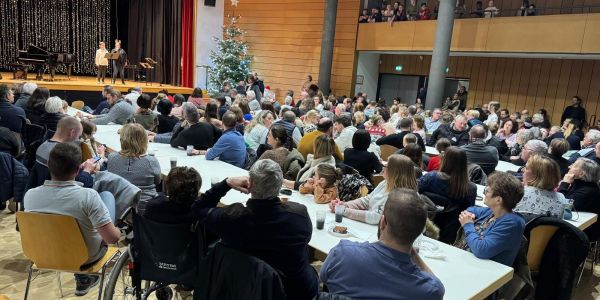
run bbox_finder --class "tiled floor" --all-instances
[1,208,600,299]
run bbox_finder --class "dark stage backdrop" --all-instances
[0,0,112,75]
[127,0,183,86]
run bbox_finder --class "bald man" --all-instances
[461,124,498,175]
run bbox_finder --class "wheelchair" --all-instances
[102,207,205,299]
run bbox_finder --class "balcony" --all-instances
[356,13,600,55]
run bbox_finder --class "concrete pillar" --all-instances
[425,0,455,110]
[318,0,338,95]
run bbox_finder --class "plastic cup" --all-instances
[186,145,194,156]
[170,157,177,169]
[316,211,326,230]
[335,205,345,223]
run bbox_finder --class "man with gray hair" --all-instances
[461,124,499,175]
[170,102,221,150]
[14,82,38,109]
[567,129,600,163]
[192,159,318,299]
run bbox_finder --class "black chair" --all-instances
[195,242,286,300]
[423,192,462,244]
[21,123,45,169]
[131,212,204,295]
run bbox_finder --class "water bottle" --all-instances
[563,199,574,220]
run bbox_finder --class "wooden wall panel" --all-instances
[380,54,600,125]
[225,0,360,100]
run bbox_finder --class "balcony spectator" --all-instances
[470,1,484,17]
[368,8,382,23]
[393,4,408,22]
[407,0,419,20]
[383,4,395,21]
[484,0,500,18]
[359,9,369,23]
[418,3,431,20]
[455,0,467,18]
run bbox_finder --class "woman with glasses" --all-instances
[456,172,525,266]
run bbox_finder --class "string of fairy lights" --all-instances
[0,0,111,75]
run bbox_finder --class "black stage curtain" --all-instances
[127,0,182,86]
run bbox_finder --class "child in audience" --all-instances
[403,133,417,148]
[133,94,158,131]
[426,138,451,172]
[299,164,341,204]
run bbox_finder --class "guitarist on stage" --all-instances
[111,39,128,85]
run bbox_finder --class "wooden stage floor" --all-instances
[0,72,193,94]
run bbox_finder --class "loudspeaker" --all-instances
[204,0,216,6]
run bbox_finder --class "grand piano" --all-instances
[16,44,76,81]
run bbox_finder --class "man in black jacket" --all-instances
[461,125,498,175]
[376,117,425,151]
[170,102,222,150]
[192,159,318,300]
[560,96,586,126]
[428,114,469,146]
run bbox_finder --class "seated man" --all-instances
[192,159,318,299]
[428,114,469,146]
[567,129,600,163]
[29,117,96,189]
[461,124,499,175]
[200,111,246,168]
[377,117,425,151]
[0,84,26,134]
[298,117,343,160]
[171,102,221,150]
[24,142,120,296]
[145,166,201,224]
[321,188,444,299]
[79,89,134,125]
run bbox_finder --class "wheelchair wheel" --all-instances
[103,249,137,299]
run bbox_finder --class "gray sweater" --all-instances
[106,152,161,203]
[93,100,134,125]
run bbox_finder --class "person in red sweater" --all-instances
[426,138,451,172]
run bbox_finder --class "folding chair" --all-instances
[16,212,120,299]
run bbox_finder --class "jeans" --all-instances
[98,191,116,223]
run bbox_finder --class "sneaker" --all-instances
[74,275,100,296]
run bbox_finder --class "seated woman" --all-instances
[299,164,341,204]
[343,129,383,184]
[245,110,274,151]
[402,143,424,178]
[258,124,303,179]
[418,146,477,209]
[283,135,336,189]
[329,154,417,224]
[548,138,570,176]
[156,99,179,134]
[145,166,201,224]
[426,138,451,172]
[564,119,584,151]
[558,157,600,238]
[495,119,517,149]
[514,154,567,219]
[456,172,526,266]
[503,128,534,165]
[133,94,158,131]
[201,99,224,130]
[40,96,67,132]
[106,123,162,215]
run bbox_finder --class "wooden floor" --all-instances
[1,208,600,299]
[0,72,193,94]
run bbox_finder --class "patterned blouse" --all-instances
[514,186,568,218]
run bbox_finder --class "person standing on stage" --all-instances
[111,39,128,85]
[95,42,109,84]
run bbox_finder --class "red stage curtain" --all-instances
[181,0,194,88]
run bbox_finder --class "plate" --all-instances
[328,225,352,238]
[416,239,439,252]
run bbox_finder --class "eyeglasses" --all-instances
[484,187,492,194]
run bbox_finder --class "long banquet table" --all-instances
[82,121,513,300]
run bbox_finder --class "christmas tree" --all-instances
[208,16,253,95]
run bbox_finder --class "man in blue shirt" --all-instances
[321,188,445,299]
[0,84,26,134]
[202,111,246,168]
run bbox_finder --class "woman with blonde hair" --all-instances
[283,135,337,189]
[354,111,366,129]
[303,110,320,134]
[244,110,274,151]
[107,123,162,208]
[514,154,567,219]
[328,154,418,224]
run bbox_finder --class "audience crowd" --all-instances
[1,73,600,299]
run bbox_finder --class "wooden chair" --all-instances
[380,144,399,161]
[16,212,120,300]
[527,225,560,272]
[71,100,85,110]
[371,174,385,187]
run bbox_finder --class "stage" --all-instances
[0,72,193,95]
